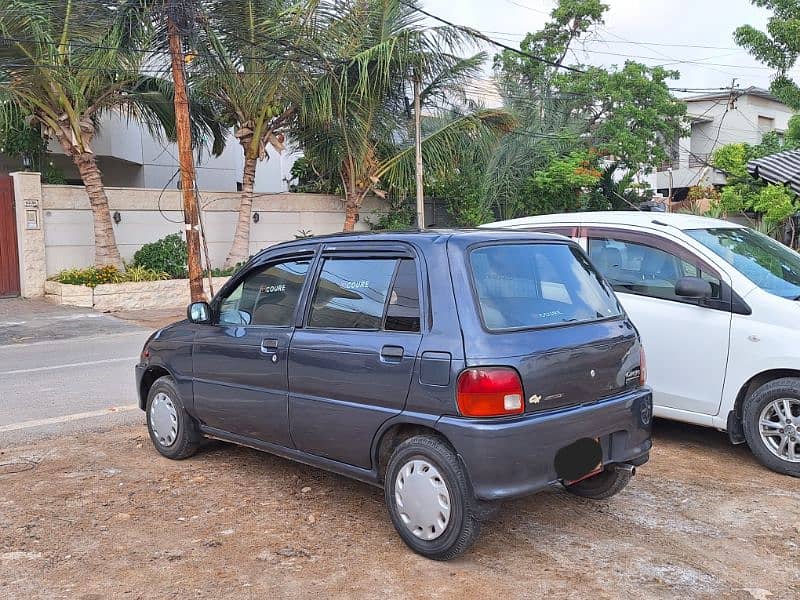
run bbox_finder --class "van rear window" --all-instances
[470,243,622,330]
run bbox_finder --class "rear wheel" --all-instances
[743,378,800,477]
[384,435,480,560]
[564,467,632,499]
[146,376,201,460]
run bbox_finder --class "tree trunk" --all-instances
[168,15,205,303]
[342,188,360,232]
[72,152,124,269]
[225,155,258,268]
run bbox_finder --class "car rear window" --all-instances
[470,243,622,330]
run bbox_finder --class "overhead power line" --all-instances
[395,0,585,74]
[0,34,341,70]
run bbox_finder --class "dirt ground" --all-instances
[1,420,799,600]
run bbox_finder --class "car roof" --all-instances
[484,211,743,232]
[253,228,571,258]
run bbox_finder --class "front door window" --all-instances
[219,260,310,326]
[588,238,721,302]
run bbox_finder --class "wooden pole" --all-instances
[167,13,205,302]
[414,71,424,229]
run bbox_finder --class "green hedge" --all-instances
[50,265,169,288]
[132,233,188,279]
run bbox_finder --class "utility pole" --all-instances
[167,8,205,302]
[413,70,424,229]
[667,167,673,213]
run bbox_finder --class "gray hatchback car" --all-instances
[136,230,652,560]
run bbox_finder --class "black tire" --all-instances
[564,467,632,499]
[145,376,201,460]
[742,377,800,477]
[384,435,480,561]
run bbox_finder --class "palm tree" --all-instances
[0,0,223,268]
[195,0,318,267]
[296,0,516,231]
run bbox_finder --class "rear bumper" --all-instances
[436,388,652,501]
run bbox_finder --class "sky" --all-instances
[424,0,798,96]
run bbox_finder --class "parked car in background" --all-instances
[136,230,651,560]
[487,211,800,477]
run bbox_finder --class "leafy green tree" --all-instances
[195,0,318,267]
[0,0,223,267]
[424,142,495,226]
[735,0,800,109]
[0,107,66,183]
[487,0,685,219]
[295,0,516,231]
[712,137,799,222]
[518,150,602,214]
[588,162,653,211]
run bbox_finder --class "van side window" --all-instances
[308,258,397,329]
[588,238,721,301]
[384,259,420,332]
[218,260,310,326]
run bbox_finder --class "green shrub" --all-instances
[52,266,122,288]
[50,265,171,287]
[121,265,170,282]
[210,261,248,277]
[132,233,188,278]
[369,199,416,230]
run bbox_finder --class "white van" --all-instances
[487,211,800,476]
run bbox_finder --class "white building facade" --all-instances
[0,111,300,193]
[648,87,795,199]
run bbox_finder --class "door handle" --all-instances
[380,345,404,361]
[260,338,279,354]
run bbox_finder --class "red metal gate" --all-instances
[0,176,21,298]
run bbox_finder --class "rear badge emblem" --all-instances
[529,394,542,405]
[590,369,596,378]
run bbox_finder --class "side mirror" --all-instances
[675,276,712,299]
[187,301,212,324]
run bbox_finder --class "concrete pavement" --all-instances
[0,298,160,444]
[0,298,140,345]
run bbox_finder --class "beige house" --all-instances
[0,171,387,299]
[648,86,795,199]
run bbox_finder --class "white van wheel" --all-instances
[743,378,800,477]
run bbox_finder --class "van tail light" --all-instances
[639,347,647,386]
[457,367,524,417]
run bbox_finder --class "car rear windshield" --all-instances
[470,243,622,330]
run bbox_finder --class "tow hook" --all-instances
[614,463,636,476]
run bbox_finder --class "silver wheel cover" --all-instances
[394,459,451,540]
[150,392,179,447]
[759,398,800,463]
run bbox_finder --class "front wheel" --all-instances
[145,376,201,460]
[564,467,632,499]
[384,435,480,560]
[743,378,800,477]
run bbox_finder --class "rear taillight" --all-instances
[456,367,524,417]
[639,347,647,386]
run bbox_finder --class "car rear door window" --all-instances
[384,259,420,332]
[470,243,621,330]
[588,238,721,301]
[218,260,310,326]
[308,258,398,329]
